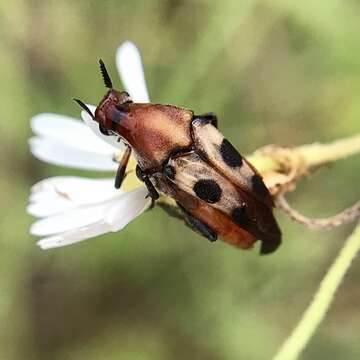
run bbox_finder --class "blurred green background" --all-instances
[1,1,360,359]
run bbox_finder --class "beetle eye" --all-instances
[99,124,111,136]
[118,91,132,104]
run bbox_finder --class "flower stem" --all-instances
[272,222,360,360]
[297,133,360,168]
[249,133,360,174]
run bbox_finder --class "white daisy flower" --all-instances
[28,42,152,249]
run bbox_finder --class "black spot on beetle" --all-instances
[193,179,222,203]
[251,174,268,197]
[231,204,250,227]
[164,165,176,180]
[220,139,243,167]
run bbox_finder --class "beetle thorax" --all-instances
[116,104,194,170]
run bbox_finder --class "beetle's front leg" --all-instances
[114,145,131,189]
[136,165,160,203]
[194,112,218,129]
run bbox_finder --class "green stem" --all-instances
[272,222,360,360]
[248,133,360,174]
[298,133,360,168]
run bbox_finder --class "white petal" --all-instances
[81,105,125,150]
[31,113,115,155]
[27,176,118,217]
[37,221,110,249]
[30,176,116,203]
[105,186,151,231]
[29,137,118,171]
[36,186,149,250]
[28,191,72,218]
[30,200,115,236]
[116,42,150,103]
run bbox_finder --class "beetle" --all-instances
[75,60,281,254]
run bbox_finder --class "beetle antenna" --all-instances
[99,59,113,89]
[73,98,96,120]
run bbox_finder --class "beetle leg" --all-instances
[144,177,160,201]
[158,202,217,241]
[177,203,217,242]
[194,112,218,129]
[114,145,131,189]
[136,165,160,202]
[157,202,184,220]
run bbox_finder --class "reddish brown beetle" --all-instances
[75,60,281,254]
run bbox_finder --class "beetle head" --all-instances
[74,59,132,137]
[94,88,132,136]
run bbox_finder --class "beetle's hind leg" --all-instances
[194,112,218,129]
[177,203,217,242]
[157,202,184,220]
[158,202,217,242]
[136,165,160,207]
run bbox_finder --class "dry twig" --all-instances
[275,195,360,229]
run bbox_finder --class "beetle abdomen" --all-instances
[174,187,257,250]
